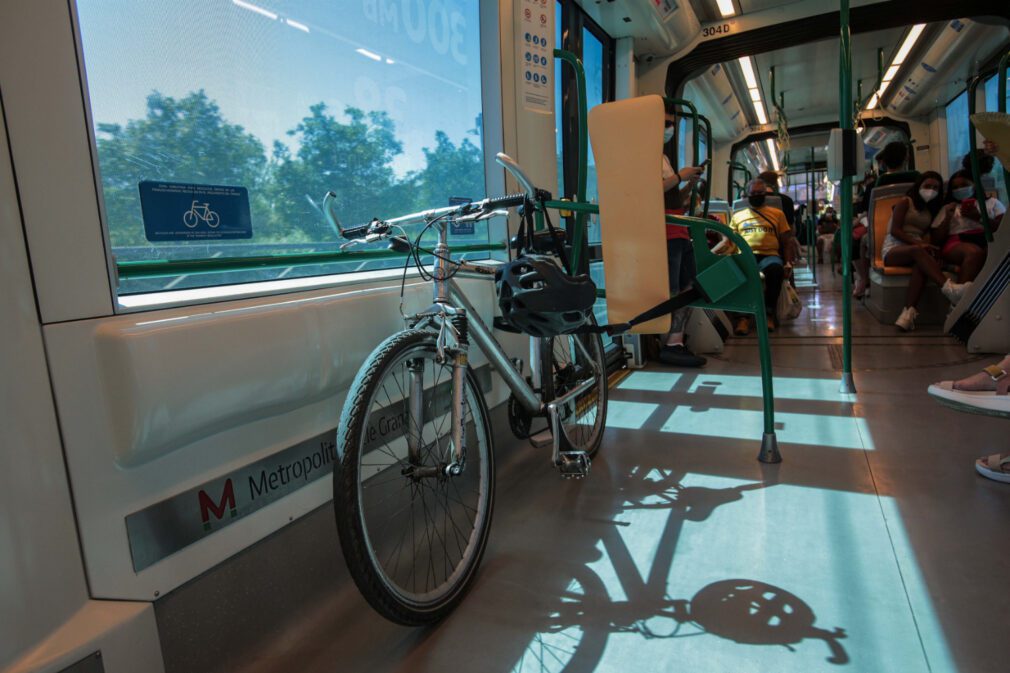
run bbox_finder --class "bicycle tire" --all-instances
[539,322,608,458]
[333,329,494,625]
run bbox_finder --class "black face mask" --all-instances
[748,194,766,208]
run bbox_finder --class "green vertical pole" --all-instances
[839,0,856,394]
[553,49,589,271]
[967,76,993,243]
[810,147,817,285]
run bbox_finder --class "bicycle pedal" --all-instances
[528,429,553,449]
[557,451,590,479]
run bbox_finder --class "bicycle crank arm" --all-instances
[546,400,591,479]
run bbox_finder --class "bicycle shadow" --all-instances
[409,455,852,673]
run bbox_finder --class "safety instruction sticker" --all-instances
[519,0,554,113]
[139,181,253,241]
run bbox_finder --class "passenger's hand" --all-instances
[961,200,980,220]
[944,202,958,218]
[678,166,704,183]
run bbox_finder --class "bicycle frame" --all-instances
[407,216,601,470]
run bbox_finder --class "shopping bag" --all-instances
[777,282,803,322]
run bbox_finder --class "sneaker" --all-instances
[941,279,969,304]
[659,344,706,368]
[853,274,867,298]
[895,306,918,332]
[733,316,752,336]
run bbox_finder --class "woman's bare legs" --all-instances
[943,242,986,283]
[884,245,948,308]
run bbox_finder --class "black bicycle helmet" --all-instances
[496,255,597,337]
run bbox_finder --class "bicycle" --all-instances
[322,153,609,625]
[183,200,220,228]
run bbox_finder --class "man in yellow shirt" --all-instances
[729,177,795,332]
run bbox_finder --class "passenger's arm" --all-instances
[932,203,956,240]
[779,230,796,264]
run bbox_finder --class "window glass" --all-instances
[945,90,969,178]
[76,0,485,295]
[983,75,1009,205]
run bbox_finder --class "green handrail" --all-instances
[856,48,880,114]
[967,75,994,243]
[729,161,752,201]
[116,243,504,281]
[838,0,856,393]
[543,197,780,460]
[554,49,590,273]
[664,97,701,216]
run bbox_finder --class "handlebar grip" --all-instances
[341,223,372,239]
[483,193,526,211]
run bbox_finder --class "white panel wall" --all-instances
[0,94,162,673]
[0,0,114,322]
[43,275,510,601]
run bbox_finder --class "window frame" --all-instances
[555,0,615,207]
[68,0,502,311]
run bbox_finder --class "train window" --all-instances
[945,89,970,177]
[983,74,1009,204]
[75,0,485,297]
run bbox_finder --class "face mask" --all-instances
[952,186,974,201]
[919,188,938,202]
[663,127,674,144]
[748,194,766,208]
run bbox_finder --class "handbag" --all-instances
[777,281,803,322]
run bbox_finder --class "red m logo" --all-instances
[199,478,237,531]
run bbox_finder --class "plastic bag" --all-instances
[777,282,802,322]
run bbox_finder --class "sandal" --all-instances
[975,454,1010,484]
[928,364,1010,418]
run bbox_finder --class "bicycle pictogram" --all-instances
[183,200,220,228]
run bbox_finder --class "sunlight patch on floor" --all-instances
[660,407,872,450]
[509,473,944,673]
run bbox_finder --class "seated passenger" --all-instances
[931,170,1006,286]
[881,172,966,331]
[851,206,870,298]
[729,178,794,334]
[929,353,1010,483]
[659,102,706,367]
[860,141,919,214]
[757,171,796,229]
[816,208,839,266]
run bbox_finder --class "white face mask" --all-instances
[919,188,938,202]
[663,127,674,144]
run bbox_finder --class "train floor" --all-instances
[165,263,1010,673]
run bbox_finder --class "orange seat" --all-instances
[868,183,916,277]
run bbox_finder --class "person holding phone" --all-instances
[659,100,707,367]
[931,170,1005,286]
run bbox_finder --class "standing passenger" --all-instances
[659,101,707,367]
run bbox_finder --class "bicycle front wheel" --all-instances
[539,326,608,457]
[334,329,494,625]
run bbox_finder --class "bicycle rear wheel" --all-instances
[334,329,494,625]
[539,325,608,457]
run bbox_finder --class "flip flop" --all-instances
[975,454,1010,484]
[928,365,1010,418]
